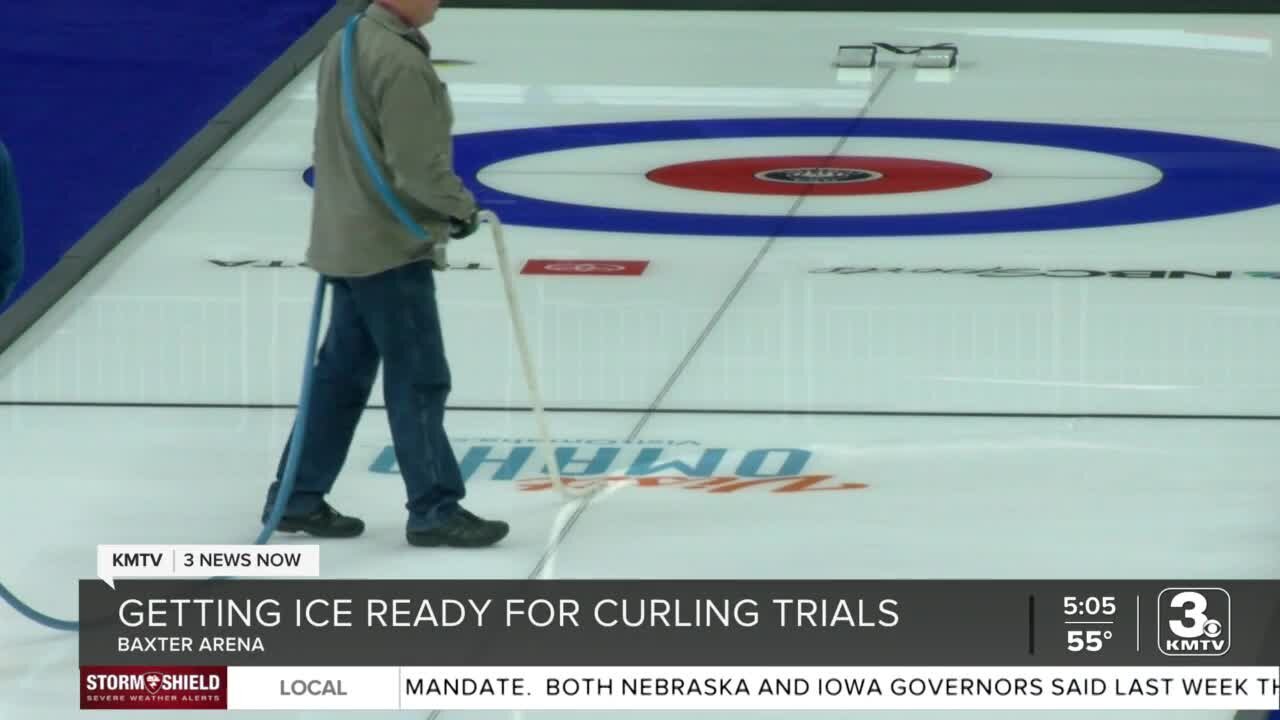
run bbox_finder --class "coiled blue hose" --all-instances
[0,11,426,632]
[339,13,429,242]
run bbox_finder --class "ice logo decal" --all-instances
[372,441,871,495]
[755,167,881,184]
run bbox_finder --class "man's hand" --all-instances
[449,210,480,239]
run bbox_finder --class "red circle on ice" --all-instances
[645,156,992,196]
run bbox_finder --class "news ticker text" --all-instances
[79,665,1280,710]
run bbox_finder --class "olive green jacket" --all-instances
[306,4,476,276]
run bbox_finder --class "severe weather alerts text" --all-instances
[80,667,227,710]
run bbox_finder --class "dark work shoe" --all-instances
[274,503,365,538]
[406,508,509,548]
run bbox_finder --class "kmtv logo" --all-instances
[1158,588,1231,657]
[522,259,648,276]
[370,442,868,494]
[81,666,227,710]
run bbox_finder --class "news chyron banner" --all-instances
[77,550,1280,711]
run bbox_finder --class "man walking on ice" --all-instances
[262,0,508,548]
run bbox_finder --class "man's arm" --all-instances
[375,61,476,231]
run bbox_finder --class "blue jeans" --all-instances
[0,140,22,306]
[263,260,465,531]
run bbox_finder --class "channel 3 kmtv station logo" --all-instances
[1158,588,1231,657]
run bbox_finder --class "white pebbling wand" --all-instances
[479,210,603,501]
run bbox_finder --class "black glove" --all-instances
[449,210,480,239]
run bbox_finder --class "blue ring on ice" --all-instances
[310,117,1280,236]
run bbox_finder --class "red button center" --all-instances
[646,155,991,196]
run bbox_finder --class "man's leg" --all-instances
[0,140,23,307]
[345,260,508,547]
[263,277,379,537]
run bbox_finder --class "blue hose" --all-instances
[259,275,327,547]
[0,275,326,632]
[0,583,80,632]
[339,12,428,242]
[1,11,426,632]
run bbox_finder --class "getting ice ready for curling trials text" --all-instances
[114,596,901,629]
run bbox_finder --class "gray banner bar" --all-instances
[78,580,1280,667]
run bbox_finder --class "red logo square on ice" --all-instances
[81,666,227,710]
[521,260,648,276]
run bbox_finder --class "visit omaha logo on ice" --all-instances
[371,439,869,495]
